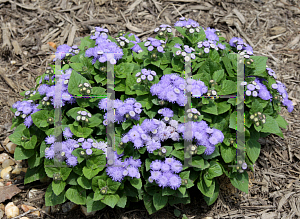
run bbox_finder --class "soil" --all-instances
[0,0,300,218]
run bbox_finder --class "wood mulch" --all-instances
[0,0,299,218]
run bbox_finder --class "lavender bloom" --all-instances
[45,135,56,144]
[63,127,73,139]
[169,174,182,190]
[53,44,72,61]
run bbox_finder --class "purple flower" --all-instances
[258,88,272,100]
[63,127,73,139]
[170,160,182,173]
[157,46,164,52]
[169,174,181,190]
[82,141,92,149]
[161,163,171,172]
[204,48,210,53]
[66,156,78,166]
[86,149,93,155]
[53,44,72,61]
[204,145,215,155]
[247,84,255,91]
[150,160,162,171]
[246,90,252,96]
[127,166,139,178]
[157,175,169,188]
[148,46,154,51]
[45,135,56,144]
[150,170,162,180]
[24,116,33,128]
[106,167,124,182]
[152,40,161,47]
[45,148,55,159]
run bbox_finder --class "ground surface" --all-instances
[0,0,300,218]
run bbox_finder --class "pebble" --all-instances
[5,202,19,218]
[1,166,12,180]
[21,204,40,217]
[11,167,27,175]
[42,205,51,214]
[0,182,4,186]
[62,202,78,213]
[0,145,4,152]
[0,153,9,164]
[5,142,17,154]
[0,209,4,219]
[20,217,30,219]
[2,159,15,169]
[80,206,97,216]
[0,203,4,211]
[28,188,42,199]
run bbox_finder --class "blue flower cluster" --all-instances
[85,27,123,64]
[174,17,200,29]
[135,68,156,83]
[53,45,79,61]
[197,40,226,53]
[174,43,196,61]
[144,37,166,53]
[99,98,143,125]
[106,154,141,182]
[229,37,253,57]
[148,158,182,190]
[266,67,277,79]
[12,100,40,128]
[126,33,143,53]
[177,121,224,155]
[37,68,76,108]
[205,27,220,42]
[44,136,108,167]
[121,115,181,152]
[150,73,208,106]
[154,24,172,34]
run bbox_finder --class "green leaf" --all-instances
[107,178,121,191]
[116,195,127,208]
[122,120,132,130]
[83,167,100,180]
[209,50,220,62]
[202,146,220,160]
[66,185,86,205]
[45,183,66,207]
[212,69,224,83]
[101,194,120,208]
[216,102,231,115]
[220,143,236,163]
[77,176,92,189]
[27,152,42,168]
[197,177,215,198]
[230,171,249,193]
[229,111,237,130]
[68,70,89,96]
[203,181,220,206]
[275,114,288,129]
[260,115,281,134]
[91,87,106,96]
[206,161,223,179]
[201,101,218,115]
[14,146,34,160]
[250,99,264,115]
[144,193,157,215]
[171,150,184,161]
[86,154,106,171]
[251,56,268,77]
[153,191,168,211]
[8,124,26,145]
[246,138,261,163]
[69,63,84,71]
[218,80,237,95]
[69,124,93,138]
[52,180,66,196]
[31,110,50,128]
[189,156,206,169]
[130,178,142,190]
[66,171,78,185]
[24,164,46,184]
[86,193,106,213]
[40,141,47,158]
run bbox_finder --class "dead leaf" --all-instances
[0,185,21,203]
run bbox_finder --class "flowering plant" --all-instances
[8,18,293,214]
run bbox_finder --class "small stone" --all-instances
[2,159,15,169]
[28,188,42,199]
[0,145,4,152]
[0,182,4,186]
[80,206,97,216]
[5,202,19,218]
[11,168,22,175]
[20,217,30,219]
[0,203,4,211]
[0,153,9,164]
[42,205,51,214]
[62,202,78,213]
[0,209,4,219]
[21,204,40,217]
[5,142,17,154]
[1,166,12,179]
[5,181,12,186]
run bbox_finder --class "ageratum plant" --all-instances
[8,17,294,214]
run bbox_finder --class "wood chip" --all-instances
[277,191,295,211]
[234,21,255,48]
[287,34,300,48]
[11,40,22,55]
[232,8,246,24]
[124,0,143,14]
[0,67,17,92]
[67,25,77,46]
[80,18,118,25]
[125,22,143,33]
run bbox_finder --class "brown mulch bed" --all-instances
[0,0,300,218]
